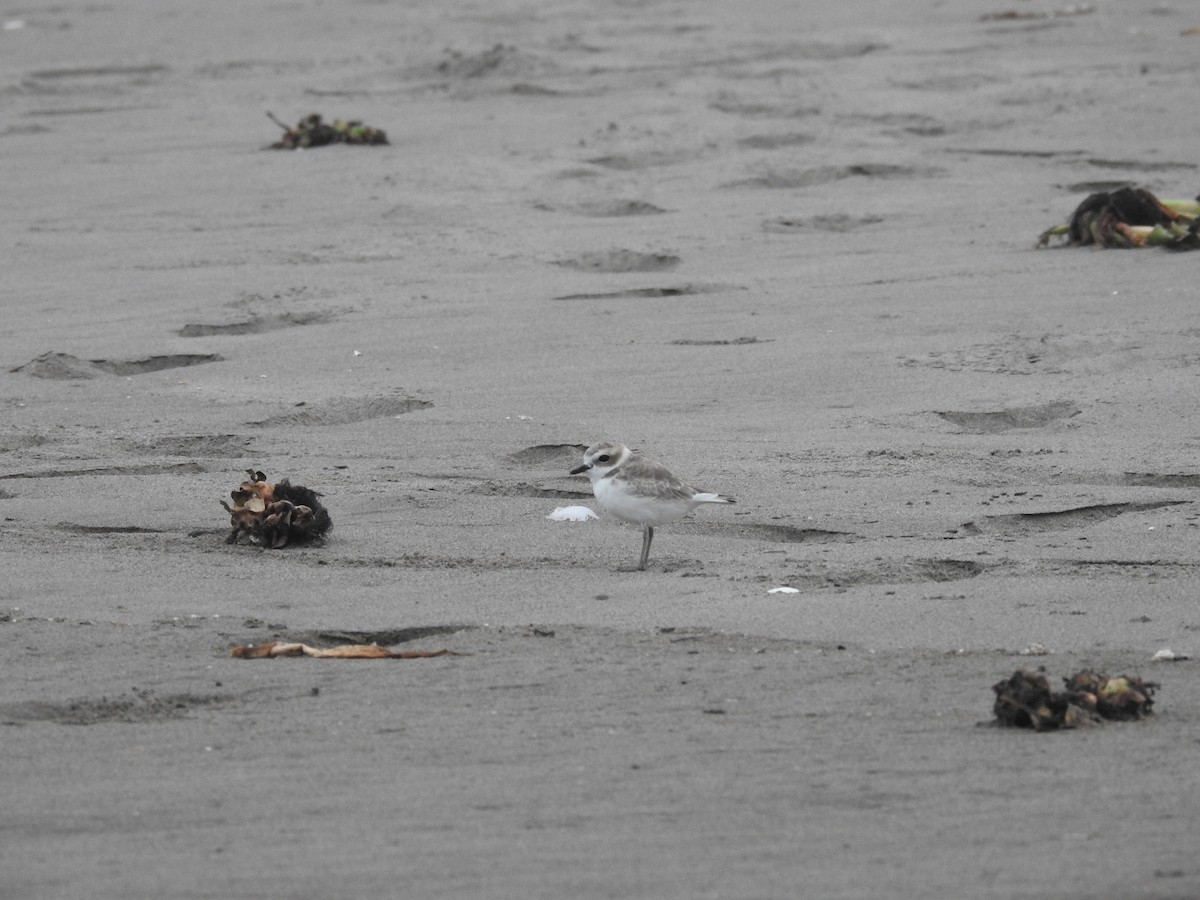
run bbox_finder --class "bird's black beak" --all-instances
[569,464,589,475]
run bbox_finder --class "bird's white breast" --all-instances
[592,475,700,526]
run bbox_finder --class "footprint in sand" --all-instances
[934,400,1081,434]
[762,213,884,234]
[176,311,334,337]
[960,500,1188,537]
[12,352,221,380]
[553,249,680,273]
[536,199,668,217]
[508,443,588,466]
[724,163,938,190]
[554,283,738,301]
[247,394,432,427]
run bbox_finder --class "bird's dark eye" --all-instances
[597,454,610,463]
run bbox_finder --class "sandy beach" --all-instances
[3,1,1200,897]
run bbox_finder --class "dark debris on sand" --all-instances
[220,469,332,548]
[1038,187,1200,250]
[266,112,388,149]
[992,668,1157,731]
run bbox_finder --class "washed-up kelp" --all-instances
[992,669,1157,730]
[266,112,389,149]
[231,641,454,659]
[221,470,332,547]
[1038,187,1200,249]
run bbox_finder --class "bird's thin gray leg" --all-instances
[638,525,654,571]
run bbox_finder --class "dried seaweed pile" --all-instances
[993,669,1156,730]
[220,470,332,548]
[231,641,453,659]
[1038,187,1200,249]
[266,112,389,149]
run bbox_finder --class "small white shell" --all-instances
[546,505,598,522]
[767,586,800,594]
[1153,648,1188,661]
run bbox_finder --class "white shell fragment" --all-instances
[546,505,598,522]
[1153,648,1189,661]
[767,586,800,594]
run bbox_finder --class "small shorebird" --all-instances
[570,440,735,570]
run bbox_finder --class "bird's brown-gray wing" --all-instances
[617,456,699,501]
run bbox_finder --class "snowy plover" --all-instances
[570,441,735,570]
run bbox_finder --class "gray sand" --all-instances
[3,1,1199,897]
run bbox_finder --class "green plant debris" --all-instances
[1038,187,1200,249]
[266,112,389,149]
